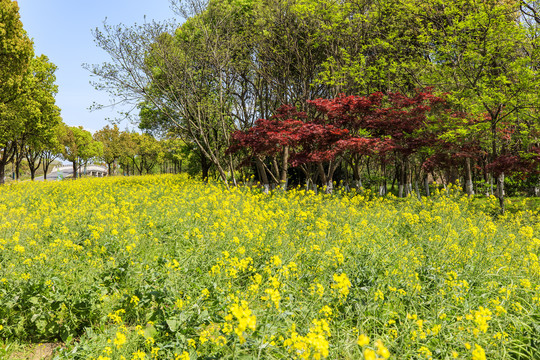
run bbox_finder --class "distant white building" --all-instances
[84,165,108,177]
[51,165,108,178]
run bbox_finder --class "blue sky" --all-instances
[18,0,176,133]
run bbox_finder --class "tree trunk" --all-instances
[228,153,237,186]
[398,158,406,197]
[30,159,41,180]
[379,161,387,196]
[414,178,421,200]
[438,170,447,190]
[15,151,21,181]
[255,156,269,194]
[42,152,56,180]
[405,160,411,197]
[325,160,341,194]
[272,157,280,183]
[352,158,363,190]
[317,163,329,193]
[305,177,312,192]
[0,163,5,185]
[465,157,474,196]
[326,180,334,194]
[424,175,430,197]
[201,154,211,182]
[497,172,505,213]
[72,161,77,179]
[280,145,289,191]
[396,159,400,196]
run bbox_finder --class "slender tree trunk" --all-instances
[228,153,237,186]
[391,172,397,192]
[497,172,505,214]
[424,174,430,197]
[405,161,412,196]
[31,160,41,180]
[438,170,447,190]
[398,160,405,198]
[326,160,341,194]
[280,145,289,191]
[72,161,77,179]
[255,156,269,194]
[379,161,387,196]
[301,165,311,192]
[352,157,362,190]
[15,150,21,180]
[414,175,421,200]
[465,157,474,196]
[272,157,280,183]
[306,177,312,192]
[25,152,42,181]
[201,154,210,182]
[317,163,329,193]
[42,152,56,181]
[0,164,5,185]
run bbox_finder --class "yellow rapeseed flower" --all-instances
[357,334,370,347]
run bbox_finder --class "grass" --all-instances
[0,174,538,359]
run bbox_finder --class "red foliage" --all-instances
[229,104,350,165]
[306,89,452,159]
[487,147,540,176]
[229,89,495,175]
[229,105,307,157]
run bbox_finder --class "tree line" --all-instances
[3,122,198,181]
[0,1,194,182]
[0,0,61,184]
[3,0,540,211]
[86,0,539,210]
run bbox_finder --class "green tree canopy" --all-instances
[0,0,34,183]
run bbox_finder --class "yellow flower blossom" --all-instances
[357,334,370,347]
[113,332,126,348]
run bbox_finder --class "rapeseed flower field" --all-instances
[0,175,539,359]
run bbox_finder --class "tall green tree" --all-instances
[59,125,101,179]
[22,55,62,180]
[41,122,64,180]
[293,0,427,96]
[413,0,539,210]
[94,124,122,175]
[128,133,163,175]
[0,0,34,184]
